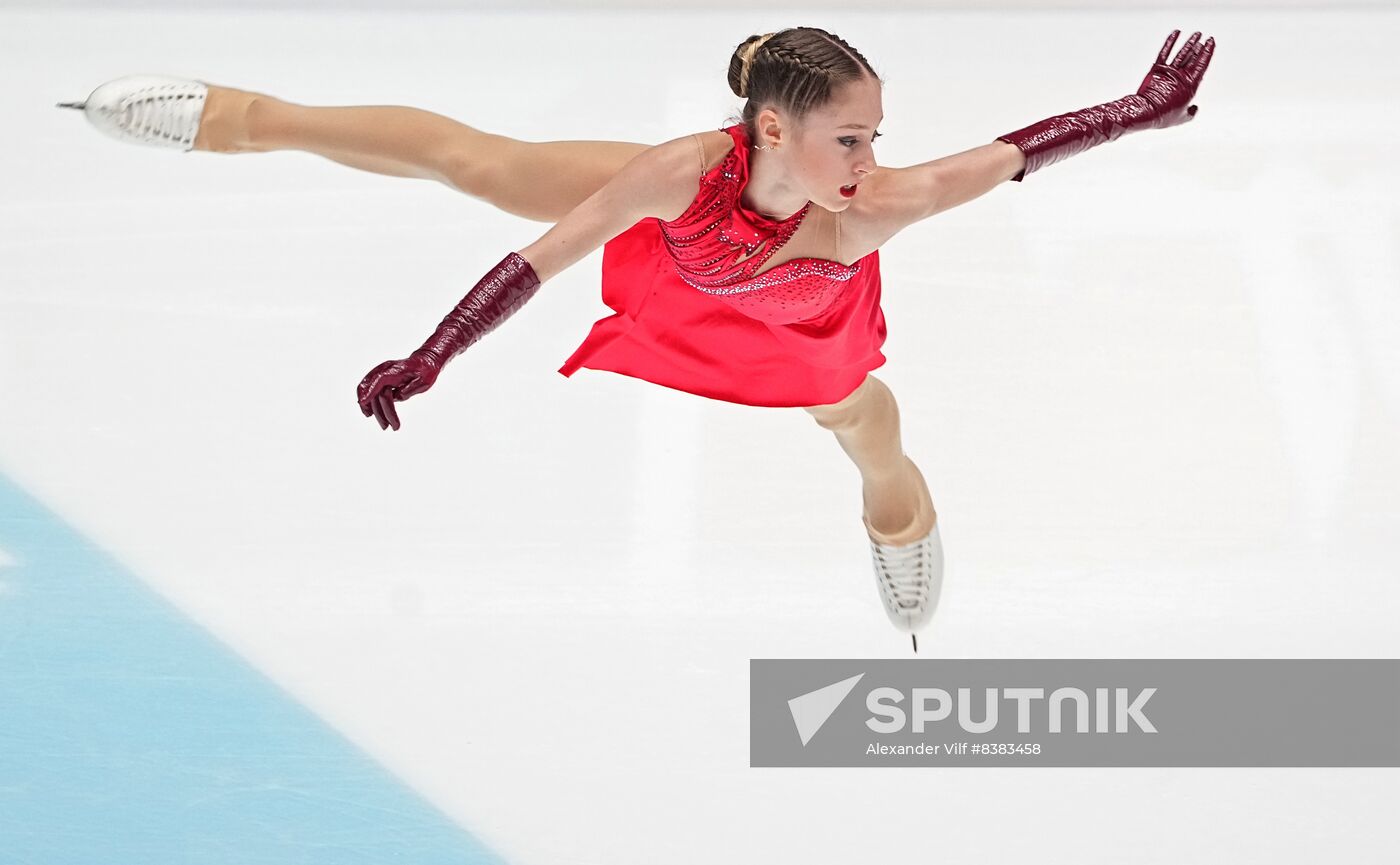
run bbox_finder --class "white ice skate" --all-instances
[867,520,944,653]
[56,75,208,151]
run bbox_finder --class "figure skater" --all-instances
[58,26,1215,652]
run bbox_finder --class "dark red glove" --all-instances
[356,250,541,431]
[997,29,1216,181]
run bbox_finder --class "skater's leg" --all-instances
[194,85,650,222]
[483,137,653,223]
[802,375,938,545]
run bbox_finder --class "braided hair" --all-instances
[726,27,883,144]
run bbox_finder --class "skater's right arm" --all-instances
[515,139,697,283]
[354,139,697,431]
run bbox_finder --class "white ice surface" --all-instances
[3,7,1398,864]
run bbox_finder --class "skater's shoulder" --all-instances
[687,129,738,177]
[644,131,734,177]
[626,133,734,223]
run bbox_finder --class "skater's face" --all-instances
[795,76,884,210]
[750,75,882,215]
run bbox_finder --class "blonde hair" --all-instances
[737,33,777,98]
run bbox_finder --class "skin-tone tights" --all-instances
[196,86,937,543]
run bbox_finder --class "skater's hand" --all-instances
[1133,29,1216,130]
[356,350,443,431]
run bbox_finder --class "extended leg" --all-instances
[193,85,649,222]
[803,375,938,546]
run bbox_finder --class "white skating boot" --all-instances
[57,75,208,151]
[865,515,944,653]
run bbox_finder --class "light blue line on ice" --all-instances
[0,472,507,865]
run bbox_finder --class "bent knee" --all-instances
[803,375,895,431]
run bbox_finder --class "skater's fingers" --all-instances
[1172,31,1202,69]
[358,366,390,416]
[1155,29,1181,66]
[369,388,389,430]
[357,376,373,415]
[381,392,401,431]
[358,379,376,417]
[1189,36,1216,81]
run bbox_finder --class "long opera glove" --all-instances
[996,29,1216,181]
[356,251,542,431]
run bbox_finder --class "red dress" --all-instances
[557,122,887,408]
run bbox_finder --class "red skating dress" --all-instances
[557,121,887,408]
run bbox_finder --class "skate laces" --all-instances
[119,84,203,146]
[871,536,931,610]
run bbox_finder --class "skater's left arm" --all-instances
[861,140,1025,234]
[866,29,1214,240]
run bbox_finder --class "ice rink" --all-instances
[2,4,1398,863]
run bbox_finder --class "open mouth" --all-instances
[840,183,858,198]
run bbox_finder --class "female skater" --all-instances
[59,27,1215,651]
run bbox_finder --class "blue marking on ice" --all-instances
[0,473,506,865]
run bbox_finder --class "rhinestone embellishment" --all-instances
[677,260,859,294]
[657,124,862,325]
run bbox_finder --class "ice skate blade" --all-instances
[56,101,86,110]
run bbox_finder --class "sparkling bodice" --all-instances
[657,123,863,326]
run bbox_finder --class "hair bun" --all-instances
[738,33,776,98]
